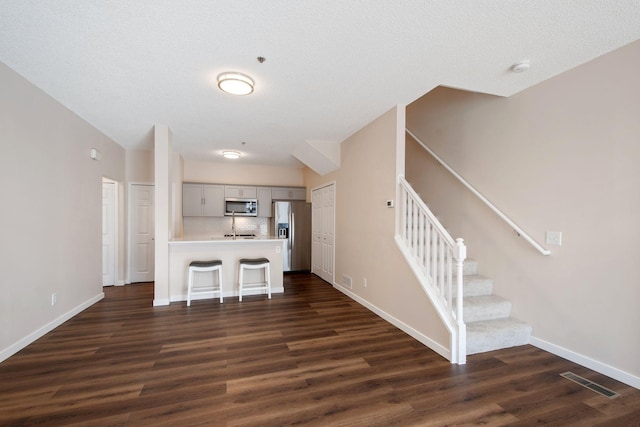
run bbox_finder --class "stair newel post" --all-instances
[454,238,466,322]
[455,237,467,364]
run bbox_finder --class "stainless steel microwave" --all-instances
[225,198,258,216]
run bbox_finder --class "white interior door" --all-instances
[311,183,335,284]
[130,184,155,283]
[102,182,116,286]
[312,190,323,275]
[321,185,335,283]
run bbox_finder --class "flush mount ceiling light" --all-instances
[222,150,241,159]
[217,72,254,95]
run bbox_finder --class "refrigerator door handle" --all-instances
[290,211,295,249]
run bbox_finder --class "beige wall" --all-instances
[126,150,154,183]
[0,62,126,360]
[184,159,304,186]
[406,40,640,383]
[128,152,302,190]
[304,107,450,355]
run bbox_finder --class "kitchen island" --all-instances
[168,236,286,303]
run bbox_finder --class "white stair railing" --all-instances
[395,175,467,364]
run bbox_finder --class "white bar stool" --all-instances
[238,258,271,302]
[187,260,223,306]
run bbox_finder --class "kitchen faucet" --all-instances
[231,211,236,240]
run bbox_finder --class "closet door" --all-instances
[312,189,323,274]
[312,183,335,284]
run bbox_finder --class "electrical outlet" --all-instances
[363,278,367,288]
[275,245,281,253]
[546,231,562,246]
[51,293,57,306]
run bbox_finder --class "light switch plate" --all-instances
[546,231,562,246]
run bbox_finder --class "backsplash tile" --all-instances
[183,216,269,238]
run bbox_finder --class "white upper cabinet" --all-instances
[183,184,224,217]
[183,184,204,217]
[202,185,225,216]
[225,186,257,199]
[271,187,306,201]
[184,183,306,217]
[257,187,272,218]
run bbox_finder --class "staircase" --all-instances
[458,259,532,354]
[397,175,532,363]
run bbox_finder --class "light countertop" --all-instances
[169,236,283,244]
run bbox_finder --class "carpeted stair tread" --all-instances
[452,274,494,297]
[462,258,477,276]
[466,318,532,354]
[463,295,512,322]
[453,259,478,276]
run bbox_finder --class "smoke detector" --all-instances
[511,61,531,73]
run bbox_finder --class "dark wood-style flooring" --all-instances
[1,273,639,426]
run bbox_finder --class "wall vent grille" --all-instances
[560,372,619,399]
[342,274,353,289]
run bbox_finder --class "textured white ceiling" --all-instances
[1,1,639,167]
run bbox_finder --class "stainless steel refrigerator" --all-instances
[272,201,311,272]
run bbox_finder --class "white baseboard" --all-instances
[531,336,640,390]
[153,298,170,306]
[332,282,451,361]
[115,280,126,286]
[0,292,104,364]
